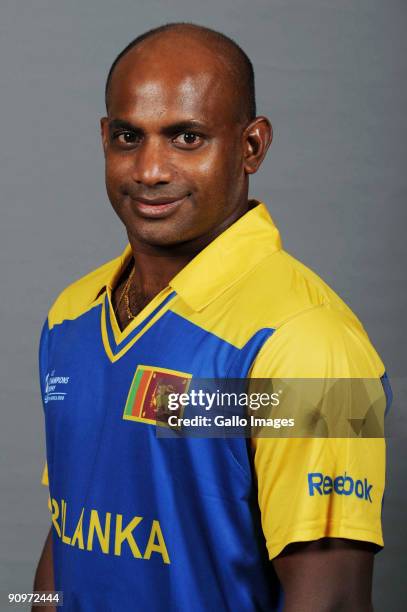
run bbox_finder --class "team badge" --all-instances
[123,364,191,426]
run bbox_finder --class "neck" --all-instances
[127,200,251,298]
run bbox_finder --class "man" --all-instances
[33,22,390,611]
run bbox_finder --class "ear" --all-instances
[100,117,109,156]
[242,117,273,175]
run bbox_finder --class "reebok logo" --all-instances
[307,472,373,503]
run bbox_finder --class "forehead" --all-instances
[107,37,240,126]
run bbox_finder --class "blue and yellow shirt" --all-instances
[40,201,389,611]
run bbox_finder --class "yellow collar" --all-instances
[107,201,282,312]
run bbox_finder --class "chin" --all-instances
[129,222,193,249]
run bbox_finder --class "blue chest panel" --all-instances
[41,303,281,612]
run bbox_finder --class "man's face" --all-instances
[101,38,250,251]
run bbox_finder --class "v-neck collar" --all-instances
[100,242,176,361]
[98,201,282,361]
[101,285,176,362]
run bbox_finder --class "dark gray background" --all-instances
[1,1,406,610]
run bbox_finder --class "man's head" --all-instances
[101,22,272,253]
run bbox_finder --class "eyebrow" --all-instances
[108,118,209,136]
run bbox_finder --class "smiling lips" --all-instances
[132,195,188,219]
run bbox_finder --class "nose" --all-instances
[132,137,172,186]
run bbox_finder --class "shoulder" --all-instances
[253,304,383,377]
[47,254,122,330]
[242,248,357,327]
[244,250,385,377]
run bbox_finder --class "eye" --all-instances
[113,131,141,145]
[173,132,203,148]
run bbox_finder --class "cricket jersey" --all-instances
[39,200,391,611]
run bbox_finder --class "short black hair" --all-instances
[104,22,256,122]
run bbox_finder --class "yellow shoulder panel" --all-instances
[48,255,120,330]
[250,303,384,378]
[172,249,365,350]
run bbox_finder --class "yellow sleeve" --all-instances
[249,305,388,560]
[41,462,49,486]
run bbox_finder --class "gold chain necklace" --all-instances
[116,264,136,320]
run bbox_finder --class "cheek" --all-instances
[105,153,128,185]
[104,158,129,215]
[183,145,241,191]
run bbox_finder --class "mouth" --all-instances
[132,195,189,219]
